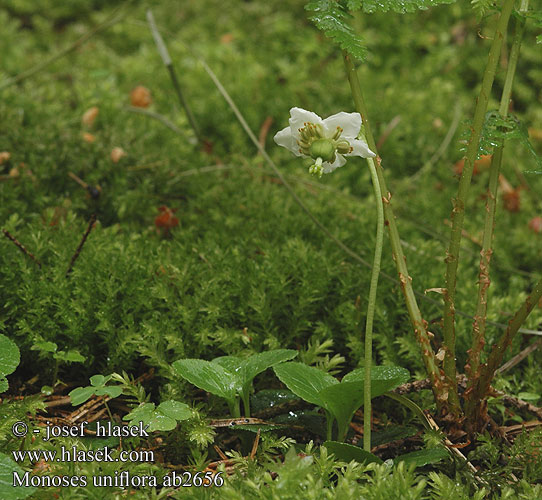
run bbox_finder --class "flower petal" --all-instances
[288,107,323,135]
[274,127,304,156]
[322,112,362,139]
[348,139,376,158]
[322,154,347,174]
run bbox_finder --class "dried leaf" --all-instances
[130,86,152,108]
[528,216,542,234]
[82,132,96,143]
[0,152,11,165]
[81,106,99,127]
[110,147,126,163]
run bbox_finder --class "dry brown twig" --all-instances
[2,228,42,268]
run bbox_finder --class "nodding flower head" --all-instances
[273,107,375,177]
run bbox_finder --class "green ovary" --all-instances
[309,139,336,162]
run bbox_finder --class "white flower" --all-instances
[273,107,375,176]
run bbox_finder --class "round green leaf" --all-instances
[0,335,20,377]
[69,386,96,406]
[0,452,36,499]
[157,400,191,421]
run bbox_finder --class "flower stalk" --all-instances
[362,155,384,452]
[273,106,379,446]
[441,0,517,409]
[342,51,450,414]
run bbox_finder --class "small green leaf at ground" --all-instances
[173,358,239,402]
[0,334,20,379]
[319,381,365,439]
[90,375,108,387]
[241,349,298,387]
[54,350,85,363]
[31,341,57,353]
[0,452,36,499]
[158,400,192,420]
[323,441,383,464]
[69,374,124,405]
[342,365,410,395]
[393,447,449,468]
[69,386,96,406]
[145,400,192,432]
[273,362,337,407]
[94,385,123,398]
[125,402,183,431]
[518,392,540,402]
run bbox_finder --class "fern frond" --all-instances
[305,0,367,60]
[345,0,456,14]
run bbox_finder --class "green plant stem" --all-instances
[103,397,115,423]
[228,399,241,419]
[326,411,334,441]
[466,0,528,395]
[342,51,449,413]
[362,157,384,452]
[242,389,251,417]
[441,0,516,407]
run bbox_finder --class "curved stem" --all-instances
[363,156,384,452]
[441,0,517,406]
[342,51,449,414]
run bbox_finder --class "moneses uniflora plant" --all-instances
[275,106,383,452]
[273,0,542,452]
